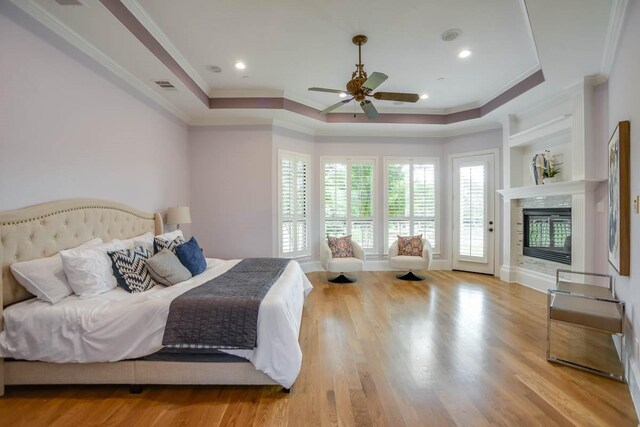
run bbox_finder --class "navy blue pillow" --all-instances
[175,237,207,276]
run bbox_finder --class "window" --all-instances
[278,150,310,257]
[322,157,375,252]
[385,158,439,253]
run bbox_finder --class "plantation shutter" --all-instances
[324,162,348,237]
[458,164,485,258]
[413,163,436,248]
[386,163,411,247]
[350,162,374,249]
[322,158,376,252]
[385,159,438,252]
[279,151,310,257]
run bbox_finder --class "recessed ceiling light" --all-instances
[420,93,429,100]
[234,61,246,70]
[458,49,472,58]
[338,92,348,98]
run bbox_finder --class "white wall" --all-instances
[0,3,190,217]
[606,0,640,357]
[188,125,274,259]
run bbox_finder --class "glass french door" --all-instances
[452,153,495,274]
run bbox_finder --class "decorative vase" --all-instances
[531,153,547,185]
[543,177,558,184]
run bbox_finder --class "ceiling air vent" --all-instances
[441,28,462,42]
[54,0,84,5]
[154,80,176,90]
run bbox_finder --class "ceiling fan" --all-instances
[308,35,420,119]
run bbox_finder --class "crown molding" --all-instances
[9,0,190,123]
[120,0,211,94]
[478,64,542,108]
[600,0,629,79]
[272,120,316,137]
[313,120,502,138]
[211,89,284,98]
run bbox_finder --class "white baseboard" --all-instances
[299,261,322,273]
[298,259,451,273]
[500,265,555,293]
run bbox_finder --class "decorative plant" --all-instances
[543,151,562,178]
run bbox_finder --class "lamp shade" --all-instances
[166,206,191,225]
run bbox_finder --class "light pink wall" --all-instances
[187,127,502,265]
[0,3,189,218]
[188,125,274,258]
[606,0,640,344]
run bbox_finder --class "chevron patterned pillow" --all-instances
[154,236,186,254]
[108,246,157,293]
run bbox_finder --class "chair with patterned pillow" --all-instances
[320,235,365,283]
[389,235,433,281]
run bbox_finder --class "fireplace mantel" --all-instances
[497,179,605,200]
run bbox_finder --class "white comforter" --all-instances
[0,259,313,388]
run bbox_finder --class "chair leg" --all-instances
[328,273,356,283]
[396,271,424,281]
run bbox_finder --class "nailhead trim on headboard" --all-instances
[0,206,152,226]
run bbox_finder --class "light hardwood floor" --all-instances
[0,271,636,426]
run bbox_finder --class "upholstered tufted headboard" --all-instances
[0,199,163,308]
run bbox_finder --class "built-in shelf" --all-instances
[497,179,606,200]
[509,115,572,149]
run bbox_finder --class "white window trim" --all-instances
[320,156,378,254]
[278,149,311,258]
[383,156,441,255]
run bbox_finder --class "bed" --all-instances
[0,199,311,396]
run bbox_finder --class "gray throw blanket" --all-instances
[162,258,291,350]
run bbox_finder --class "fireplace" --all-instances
[523,208,572,265]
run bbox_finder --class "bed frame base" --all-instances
[3,360,279,390]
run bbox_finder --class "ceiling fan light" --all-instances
[338,92,348,98]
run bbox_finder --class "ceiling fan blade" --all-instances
[308,87,347,94]
[360,100,379,119]
[361,72,388,91]
[321,98,353,114]
[372,92,420,103]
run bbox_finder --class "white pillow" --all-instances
[60,240,125,298]
[10,238,103,304]
[121,232,154,252]
[157,230,183,242]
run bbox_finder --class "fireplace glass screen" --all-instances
[523,208,571,265]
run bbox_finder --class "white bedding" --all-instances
[0,259,313,388]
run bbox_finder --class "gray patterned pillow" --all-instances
[154,236,186,254]
[327,235,354,258]
[145,249,192,287]
[108,246,156,293]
